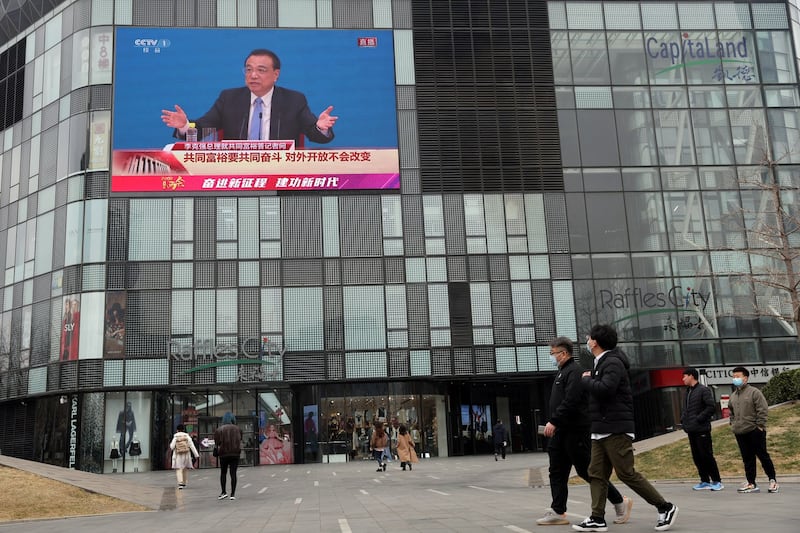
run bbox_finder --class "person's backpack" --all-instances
[175,435,190,454]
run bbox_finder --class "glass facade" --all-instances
[0,0,799,472]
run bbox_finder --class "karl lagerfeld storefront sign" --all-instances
[600,285,710,311]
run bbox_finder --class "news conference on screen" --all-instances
[111,28,399,194]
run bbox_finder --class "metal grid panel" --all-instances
[47,362,60,390]
[549,254,572,279]
[283,259,323,286]
[388,349,409,377]
[258,0,278,26]
[125,359,168,385]
[324,286,343,351]
[453,347,472,375]
[107,199,129,262]
[345,351,387,378]
[488,255,510,281]
[106,263,124,290]
[325,259,341,285]
[409,349,430,375]
[406,284,429,348]
[62,266,82,294]
[531,280,555,343]
[239,288,260,339]
[125,290,170,357]
[217,261,237,288]
[82,264,105,291]
[89,85,112,110]
[490,282,514,344]
[70,87,90,115]
[544,193,570,253]
[332,0,372,28]
[396,86,416,110]
[30,301,50,367]
[27,367,46,394]
[59,362,77,390]
[342,258,383,285]
[398,110,420,169]
[443,194,466,255]
[430,347,451,376]
[194,261,215,288]
[79,359,103,388]
[170,359,194,385]
[385,257,405,284]
[340,196,382,257]
[103,359,123,386]
[475,346,495,374]
[126,262,171,289]
[282,197,322,258]
[400,168,420,195]
[176,0,197,25]
[467,255,489,281]
[260,259,281,286]
[284,352,325,381]
[196,198,216,260]
[8,369,28,397]
[402,196,425,255]
[132,0,175,24]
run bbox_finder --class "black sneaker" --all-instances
[655,504,678,531]
[572,517,608,531]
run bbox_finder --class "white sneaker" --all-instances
[537,509,569,525]
[613,496,633,524]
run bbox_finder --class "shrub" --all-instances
[762,368,800,405]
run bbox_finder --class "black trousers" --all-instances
[219,456,239,495]
[687,431,721,483]
[548,428,623,515]
[494,442,506,459]
[735,429,776,485]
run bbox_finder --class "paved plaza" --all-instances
[0,452,794,533]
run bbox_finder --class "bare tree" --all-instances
[732,152,800,341]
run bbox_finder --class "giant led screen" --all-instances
[112,28,399,193]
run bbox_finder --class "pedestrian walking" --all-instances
[170,423,200,489]
[213,412,243,500]
[573,325,678,532]
[681,367,723,491]
[370,420,388,472]
[537,336,632,527]
[729,366,779,494]
[396,424,418,471]
[493,418,508,461]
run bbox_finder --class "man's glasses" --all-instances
[243,66,273,75]
[549,350,566,356]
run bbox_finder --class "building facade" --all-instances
[0,0,799,473]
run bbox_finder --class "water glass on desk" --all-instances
[201,128,218,142]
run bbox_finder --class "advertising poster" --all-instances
[112,28,399,194]
[103,291,127,358]
[59,294,81,361]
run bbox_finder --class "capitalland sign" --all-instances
[646,32,757,82]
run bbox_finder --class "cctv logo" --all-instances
[134,38,171,47]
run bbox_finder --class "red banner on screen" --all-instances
[111,141,400,193]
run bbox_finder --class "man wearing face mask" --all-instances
[729,366,779,494]
[573,325,678,532]
[536,337,633,527]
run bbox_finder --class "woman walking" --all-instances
[396,424,418,471]
[369,420,389,472]
[170,424,199,488]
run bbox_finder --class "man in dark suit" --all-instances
[161,49,337,144]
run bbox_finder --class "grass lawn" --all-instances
[0,466,148,522]
[634,401,800,480]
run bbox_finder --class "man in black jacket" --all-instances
[681,367,723,491]
[537,337,633,527]
[572,325,678,532]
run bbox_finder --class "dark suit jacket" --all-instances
[180,86,334,144]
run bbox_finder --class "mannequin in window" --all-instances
[109,438,121,473]
[128,433,142,472]
[116,401,137,458]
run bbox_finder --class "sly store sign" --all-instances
[600,285,710,311]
